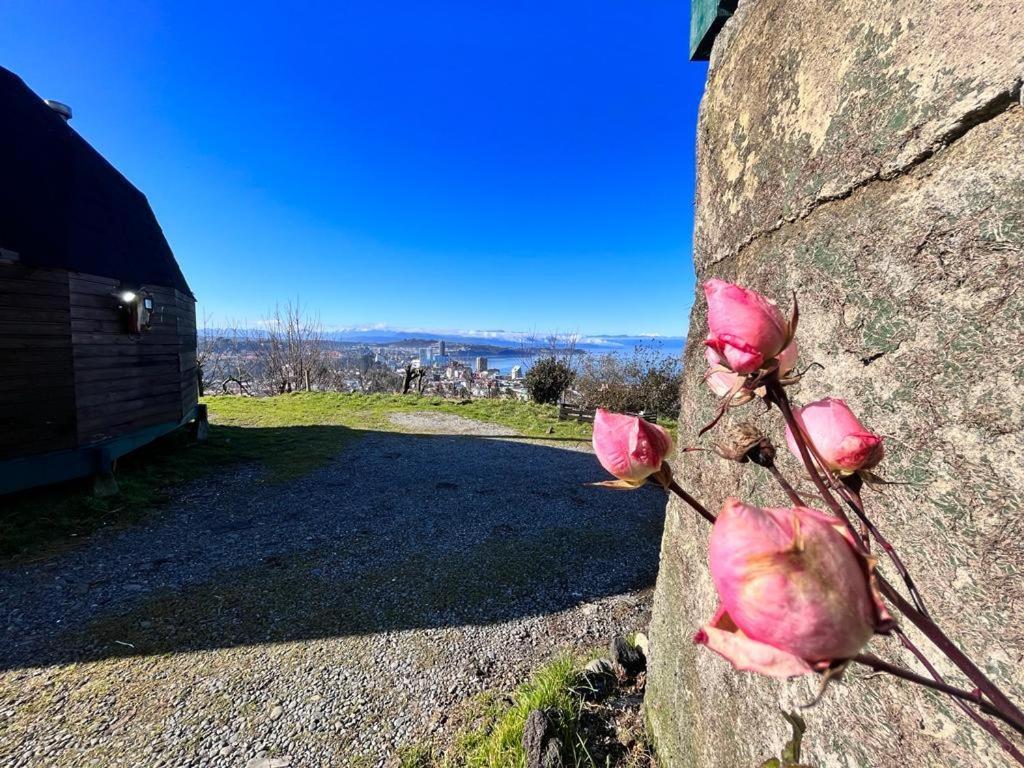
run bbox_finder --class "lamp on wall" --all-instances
[115,286,154,334]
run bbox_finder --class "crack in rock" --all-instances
[707,78,1023,268]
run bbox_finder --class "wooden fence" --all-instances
[557,403,658,424]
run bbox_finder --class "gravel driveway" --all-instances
[0,413,667,767]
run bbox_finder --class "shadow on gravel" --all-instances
[0,428,668,670]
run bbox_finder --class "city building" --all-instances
[475,356,488,372]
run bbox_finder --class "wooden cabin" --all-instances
[0,67,200,494]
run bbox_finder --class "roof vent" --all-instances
[43,99,72,121]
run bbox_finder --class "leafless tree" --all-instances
[250,299,328,394]
[353,359,400,393]
[519,329,581,373]
[195,309,217,397]
[217,321,256,395]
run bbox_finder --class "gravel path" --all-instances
[0,413,666,767]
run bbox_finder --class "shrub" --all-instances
[574,345,682,417]
[524,356,575,404]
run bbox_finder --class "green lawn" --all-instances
[0,393,599,563]
[206,392,595,440]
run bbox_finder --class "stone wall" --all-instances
[646,2,1024,766]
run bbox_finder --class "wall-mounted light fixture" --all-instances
[115,286,154,335]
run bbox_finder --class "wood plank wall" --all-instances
[69,273,197,445]
[0,265,76,459]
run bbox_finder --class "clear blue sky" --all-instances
[2,1,707,336]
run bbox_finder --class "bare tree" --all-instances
[195,309,227,397]
[218,321,256,395]
[352,356,400,393]
[519,329,581,373]
[251,299,327,394]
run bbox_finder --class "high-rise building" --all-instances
[438,339,446,356]
[511,365,523,380]
[475,356,488,372]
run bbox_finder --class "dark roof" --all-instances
[0,67,192,297]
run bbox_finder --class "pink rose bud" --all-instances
[704,279,794,375]
[695,498,890,678]
[785,398,884,474]
[592,408,673,487]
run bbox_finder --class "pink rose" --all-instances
[592,408,673,487]
[695,498,890,678]
[704,279,795,375]
[785,398,884,474]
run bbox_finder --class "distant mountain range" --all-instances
[317,327,685,352]
[199,325,686,356]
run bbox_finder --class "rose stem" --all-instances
[890,627,1024,761]
[854,653,1024,748]
[665,477,717,525]
[877,576,1024,730]
[762,457,806,506]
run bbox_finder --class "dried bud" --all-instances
[714,422,774,464]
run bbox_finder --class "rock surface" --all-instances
[647,2,1024,767]
[523,709,564,768]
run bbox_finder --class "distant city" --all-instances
[197,327,685,399]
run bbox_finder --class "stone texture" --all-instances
[647,2,1024,766]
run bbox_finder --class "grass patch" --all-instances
[205,392,600,440]
[417,656,589,768]
[459,656,584,767]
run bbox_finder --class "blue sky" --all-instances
[2,1,707,336]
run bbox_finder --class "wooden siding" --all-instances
[69,273,196,445]
[0,265,76,459]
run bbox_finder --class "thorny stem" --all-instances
[853,654,1024,741]
[665,476,717,525]
[841,477,928,615]
[891,626,1024,763]
[763,458,806,507]
[878,576,1024,732]
[762,375,1024,742]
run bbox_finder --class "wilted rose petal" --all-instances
[694,607,813,678]
[704,346,744,398]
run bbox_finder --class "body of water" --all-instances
[453,338,686,375]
